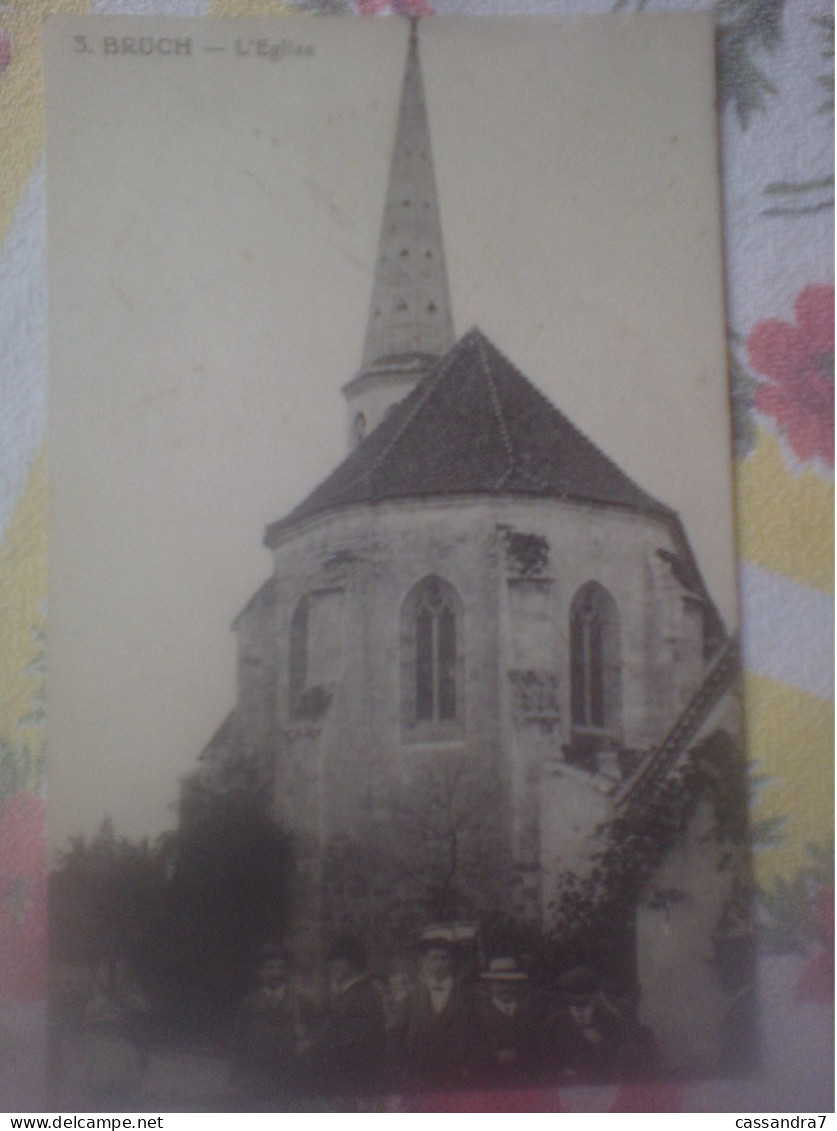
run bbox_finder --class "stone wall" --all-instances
[239,492,710,940]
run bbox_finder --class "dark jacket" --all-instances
[400,980,477,1090]
[549,996,658,1081]
[473,991,548,1086]
[315,975,387,1096]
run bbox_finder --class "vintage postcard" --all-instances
[45,13,752,1110]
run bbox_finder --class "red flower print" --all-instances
[0,793,47,1003]
[0,32,10,77]
[748,284,835,468]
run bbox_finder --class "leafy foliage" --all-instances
[320,754,506,951]
[502,530,550,578]
[50,795,296,1040]
[758,871,817,953]
[156,790,296,1034]
[749,813,786,850]
[716,0,785,128]
[1,622,47,804]
[718,0,784,52]
[50,819,169,970]
[728,339,760,459]
[550,730,750,948]
[617,0,786,125]
[321,831,402,948]
[547,730,755,1017]
[0,739,34,805]
[813,14,834,115]
[757,839,834,954]
[390,754,504,923]
[18,624,46,732]
[762,175,835,218]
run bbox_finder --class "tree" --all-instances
[50,789,297,1042]
[50,818,168,971]
[390,752,504,923]
[153,784,296,1036]
[318,754,505,955]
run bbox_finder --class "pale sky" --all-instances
[46,12,735,848]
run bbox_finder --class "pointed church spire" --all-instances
[344,19,455,448]
[361,18,454,368]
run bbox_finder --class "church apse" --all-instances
[189,18,750,1076]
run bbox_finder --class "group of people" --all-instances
[232,933,658,1107]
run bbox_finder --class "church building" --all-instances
[192,20,748,1073]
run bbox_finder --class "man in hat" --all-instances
[549,965,627,1080]
[398,936,477,1090]
[473,956,547,1086]
[313,934,387,1099]
[232,943,305,1109]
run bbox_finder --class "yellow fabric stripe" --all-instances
[0,446,46,763]
[745,668,834,884]
[736,431,834,595]
[0,0,90,247]
[209,1,290,16]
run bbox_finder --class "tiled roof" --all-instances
[266,328,673,545]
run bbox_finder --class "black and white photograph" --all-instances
[45,12,754,1110]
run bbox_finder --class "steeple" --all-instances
[343,19,455,448]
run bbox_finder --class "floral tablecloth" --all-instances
[0,0,832,1113]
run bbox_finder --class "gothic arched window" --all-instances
[401,576,463,739]
[570,582,621,739]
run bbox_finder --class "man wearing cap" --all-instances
[549,965,626,1080]
[399,938,477,1090]
[232,943,305,1109]
[474,957,547,1086]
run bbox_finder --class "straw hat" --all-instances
[480,957,528,982]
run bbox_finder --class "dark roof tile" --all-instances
[266,328,670,545]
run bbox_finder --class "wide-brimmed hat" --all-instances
[418,922,477,947]
[480,957,528,982]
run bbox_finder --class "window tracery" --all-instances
[401,575,463,740]
[570,581,621,739]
